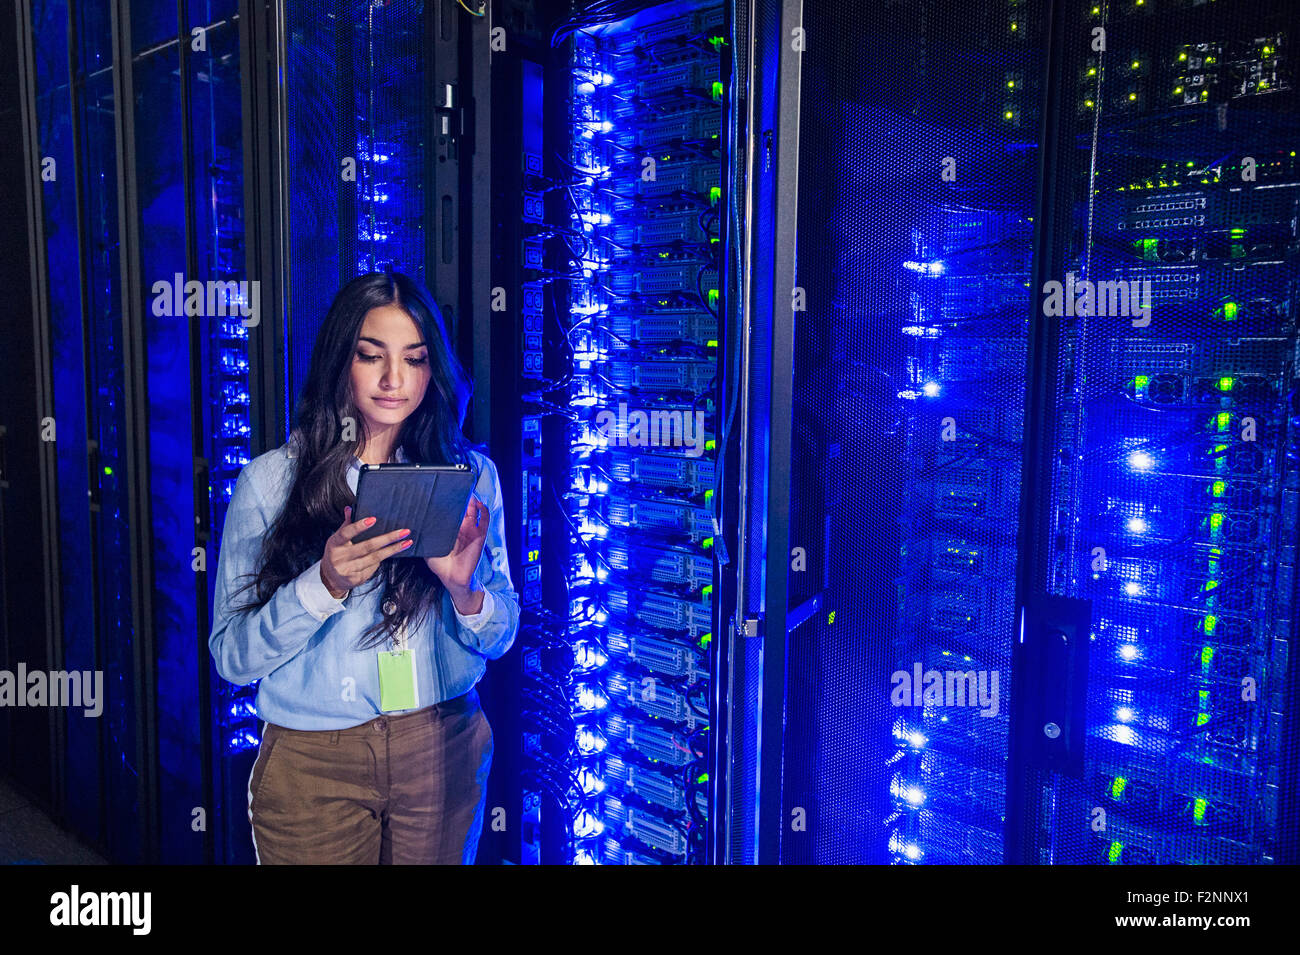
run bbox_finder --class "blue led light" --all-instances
[224,728,259,754]
[577,767,606,795]
[1127,450,1156,470]
[576,727,608,755]
[573,810,605,838]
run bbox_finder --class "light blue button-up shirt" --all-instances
[208,440,519,730]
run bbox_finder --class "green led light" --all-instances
[1209,512,1225,533]
[1111,776,1128,800]
[704,487,714,503]
[706,339,718,348]
[1004,109,1014,120]
[702,536,713,549]
[104,466,113,475]
[697,772,709,784]
[1211,480,1226,497]
[1006,79,1016,89]
[705,438,716,451]
[1179,51,1188,61]
[702,584,713,598]
[1109,842,1124,864]
[1218,376,1234,392]
[709,185,721,205]
[699,632,712,648]
[1216,411,1231,431]
[1140,238,1158,259]
[1197,712,1210,726]
[1193,797,1208,824]
[707,288,719,307]
[1201,645,1214,672]
[711,81,723,101]
[1230,228,1245,237]
[1221,300,1239,320]
[1131,60,1140,69]
[1203,614,1218,635]
[1134,374,1150,390]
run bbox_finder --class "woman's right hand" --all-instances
[319,505,413,599]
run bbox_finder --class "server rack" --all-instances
[12,0,251,863]
[491,0,724,864]
[1016,0,1300,866]
[725,0,1299,865]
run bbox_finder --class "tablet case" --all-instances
[351,462,479,558]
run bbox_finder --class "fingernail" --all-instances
[401,539,413,548]
[365,516,376,526]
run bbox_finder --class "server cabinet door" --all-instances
[280,0,437,420]
[44,0,143,862]
[742,0,1051,864]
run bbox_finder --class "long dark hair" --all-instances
[229,270,472,649]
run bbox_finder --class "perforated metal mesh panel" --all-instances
[785,0,1047,864]
[283,0,428,426]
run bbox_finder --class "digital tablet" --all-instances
[351,462,479,558]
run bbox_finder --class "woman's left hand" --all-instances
[425,494,490,614]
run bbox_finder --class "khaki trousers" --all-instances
[247,689,493,864]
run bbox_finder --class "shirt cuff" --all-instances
[295,559,349,622]
[454,587,496,633]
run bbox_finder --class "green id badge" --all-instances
[377,649,418,712]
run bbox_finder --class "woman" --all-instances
[209,270,519,864]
